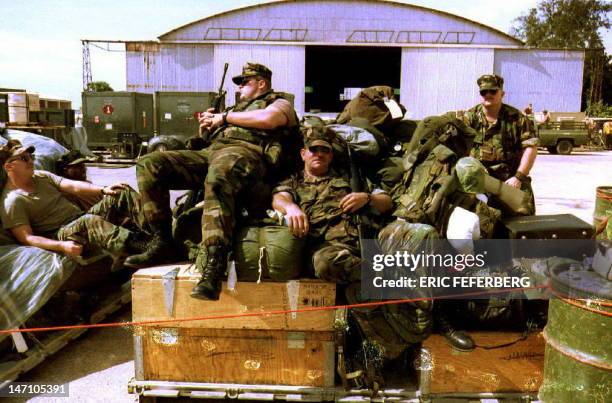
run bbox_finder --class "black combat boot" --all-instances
[124,233,174,268]
[436,313,475,352]
[190,245,227,301]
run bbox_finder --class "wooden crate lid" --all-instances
[132,263,337,331]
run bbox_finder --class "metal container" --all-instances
[594,186,612,240]
[155,92,217,135]
[539,260,612,402]
[82,91,154,149]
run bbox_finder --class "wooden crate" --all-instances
[132,264,337,387]
[136,327,335,387]
[132,264,336,331]
[423,331,545,394]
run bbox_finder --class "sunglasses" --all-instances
[479,89,499,96]
[11,154,35,163]
[308,146,332,154]
[240,77,259,86]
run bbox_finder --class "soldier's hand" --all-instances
[62,241,83,257]
[199,112,223,130]
[505,176,522,189]
[103,183,128,196]
[285,205,309,238]
[340,192,369,213]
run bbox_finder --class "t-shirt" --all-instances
[1,170,83,235]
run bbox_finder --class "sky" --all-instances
[1,0,610,109]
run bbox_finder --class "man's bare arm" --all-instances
[58,178,126,198]
[506,145,537,188]
[10,224,83,257]
[272,192,309,237]
[201,103,289,131]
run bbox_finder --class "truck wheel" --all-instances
[556,140,573,155]
[547,146,558,154]
[154,143,169,152]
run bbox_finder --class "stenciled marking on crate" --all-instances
[287,332,306,349]
[200,339,217,352]
[502,351,545,361]
[244,359,262,370]
[151,328,179,346]
[306,370,323,380]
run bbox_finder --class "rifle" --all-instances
[346,145,372,268]
[190,63,229,149]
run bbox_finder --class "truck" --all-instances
[537,121,589,155]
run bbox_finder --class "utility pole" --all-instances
[82,40,92,91]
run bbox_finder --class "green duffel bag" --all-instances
[234,225,305,281]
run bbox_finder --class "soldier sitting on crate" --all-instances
[0,139,150,269]
[271,126,392,283]
[124,62,299,301]
[459,74,538,216]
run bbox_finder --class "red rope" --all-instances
[1,285,549,334]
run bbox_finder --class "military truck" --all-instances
[537,121,589,155]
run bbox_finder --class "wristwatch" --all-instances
[514,171,529,182]
[222,111,229,125]
[365,193,372,206]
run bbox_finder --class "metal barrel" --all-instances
[594,186,612,240]
[539,260,612,402]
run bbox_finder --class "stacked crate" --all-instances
[131,264,337,387]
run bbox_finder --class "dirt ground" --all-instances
[8,149,612,403]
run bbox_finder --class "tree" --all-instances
[86,81,114,92]
[511,0,611,110]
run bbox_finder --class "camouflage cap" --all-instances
[477,74,504,90]
[302,126,335,150]
[455,157,486,194]
[0,139,35,165]
[232,62,273,85]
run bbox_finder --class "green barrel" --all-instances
[594,186,612,240]
[539,261,612,402]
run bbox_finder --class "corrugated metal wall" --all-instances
[401,48,494,118]
[213,44,306,113]
[126,44,215,93]
[494,49,584,113]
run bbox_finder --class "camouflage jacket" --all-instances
[462,103,538,179]
[272,170,359,245]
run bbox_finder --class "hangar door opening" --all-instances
[305,46,401,113]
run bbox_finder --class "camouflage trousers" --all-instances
[135,143,265,247]
[56,187,143,259]
[312,241,361,284]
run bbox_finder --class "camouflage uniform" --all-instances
[136,90,297,249]
[57,187,144,258]
[462,76,538,215]
[272,170,361,283]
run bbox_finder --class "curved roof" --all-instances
[159,0,523,46]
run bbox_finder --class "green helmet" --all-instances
[455,157,486,194]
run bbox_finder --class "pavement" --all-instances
[5,149,612,403]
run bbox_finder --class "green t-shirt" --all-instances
[1,170,83,235]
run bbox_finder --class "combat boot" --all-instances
[190,245,227,301]
[437,314,475,351]
[124,234,174,268]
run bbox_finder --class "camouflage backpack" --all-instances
[391,113,478,231]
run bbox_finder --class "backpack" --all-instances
[336,86,406,133]
[391,113,478,231]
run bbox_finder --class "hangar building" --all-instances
[124,0,585,117]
